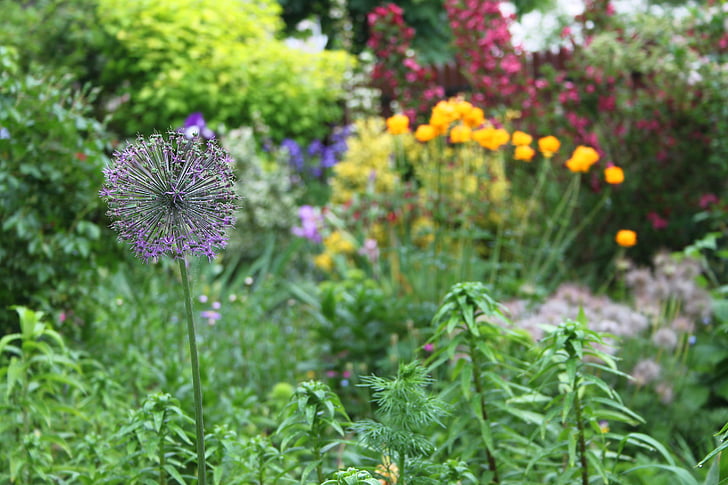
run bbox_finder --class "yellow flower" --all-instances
[430,100,458,134]
[615,229,637,247]
[514,145,535,162]
[411,216,435,247]
[511,130,533,146]
[473,127,510,151]
[565,145,600,173]
[604,165,625,184]
[450,124,472,143]
[313,252,333,271]
[414,124,438,142]
[386,114,409,135]
[537,135,561,158]
[453,99,473,118]
[324,231,356,255]
[463,106,485,128]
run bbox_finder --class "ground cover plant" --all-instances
[1,0,728,483]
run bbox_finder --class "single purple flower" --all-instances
[182,112,215,140]
[100,131,238,263]
[0,127,9,139]
[291,205,323,243]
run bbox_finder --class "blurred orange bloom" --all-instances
[565,146,600,173]
[473,127,510,151]
[512,130,533,146]
[386,114,409,135]
[604,166,625,184]
[537,135,561,158]
[615,229,637,247]
[450,124,472,143]
[414,124,438,142]
[514,145,536,161]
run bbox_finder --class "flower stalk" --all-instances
[179,257,207,485]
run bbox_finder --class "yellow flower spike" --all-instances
[514,145,536,162]
[386,114,409,135]
[604,165,625,184]
[324,231,356,255]
[615,229,637,247]
[538,135,561,158]
[414,124,438,142]
[512,130,533,146]
[450,124,472,144]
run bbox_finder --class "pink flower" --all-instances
[699,193,719,209]
[647,212,669,230]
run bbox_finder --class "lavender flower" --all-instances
[101,131,237,262]
[181,112,216,140]
[291,205,323,243]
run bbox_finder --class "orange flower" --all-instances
[386,114,409,135]
[473,127,510,151]
[538,135,561,158]
[453,99,474,118]
[514,145,535,161]
[615,229,637,247]
[604,166,625,184]
[565,145,600,173]
[450,124,472,143]
[463,106,485,128]
[430,100,458,133]
[414,124,437,142]
[512,130,533,146]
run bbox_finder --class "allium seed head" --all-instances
[101,131,237,263]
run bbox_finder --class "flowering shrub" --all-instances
[292,98,630,301]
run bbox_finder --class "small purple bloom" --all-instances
[100,131,238,263]
[688,335,696,345]
[291,205,323,243]
[0,127,9,139]
[201,310,221,320]
[182,112,215,140]
[423,343,434,352]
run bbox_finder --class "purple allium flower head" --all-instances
[101,131,237,263]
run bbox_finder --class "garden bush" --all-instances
[95,0,354,142]
[0,45,118,334]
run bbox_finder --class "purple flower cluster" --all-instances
[281,125,350,178]
[291,205,323,243]
[100,131,237,262]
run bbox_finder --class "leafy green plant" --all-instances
[428,282,532,483]
[320,467,381,485]
[277,380,350,483]
[95,0,353,141]
[351,361,449,485]
[0,45,117,333]
[0,307,88,483]
[207,426,287,485]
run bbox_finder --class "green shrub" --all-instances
[96,0,354,142]
[0,46,117,334]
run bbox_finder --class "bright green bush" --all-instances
[96,0,354,142]
[0,46,118,334]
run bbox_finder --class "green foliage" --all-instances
[0,45,117,333]
[277,380,350,483]
[95,0,353,141]
[352,361,449,485]
[320,467,381,485]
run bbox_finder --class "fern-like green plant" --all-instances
[351,361,448,485]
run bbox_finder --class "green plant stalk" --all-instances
[469,338,500,484]
[178,258,207,485]
[573,383,589,485]
[399,450,407,485]
[159,417,168,485]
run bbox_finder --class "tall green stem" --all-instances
[469,339,500,484]
[574,380,589,485]
[178,258,207,485]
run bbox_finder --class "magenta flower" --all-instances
[101,131,237,262]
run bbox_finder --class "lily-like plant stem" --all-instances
[574,381,589,485]
[469,341,500,484]
[179,258,207,485]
